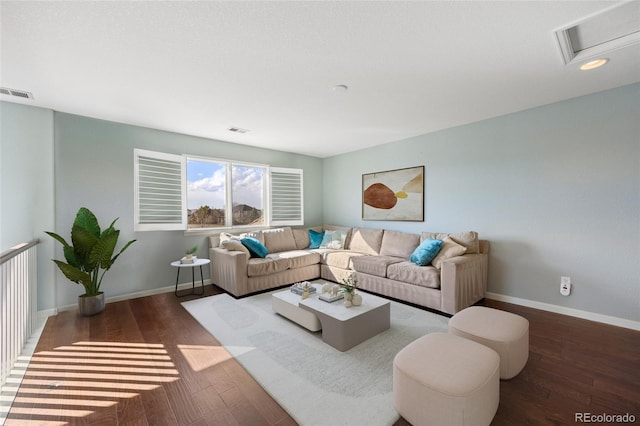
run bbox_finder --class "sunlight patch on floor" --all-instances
[5,341,181,424]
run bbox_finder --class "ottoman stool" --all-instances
[393,332,500,426]
[449,306,529,379]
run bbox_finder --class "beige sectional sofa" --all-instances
[208,225,489,315]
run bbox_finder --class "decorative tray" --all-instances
[290,282,316,295]
[319,293,344,303]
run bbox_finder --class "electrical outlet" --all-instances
[560,276,571,296]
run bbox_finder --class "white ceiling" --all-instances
[1,1,639,158]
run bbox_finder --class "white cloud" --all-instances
[233,167,262,192]
[233,167,263,208]
[188,168,225,209]
[189,168,225,192]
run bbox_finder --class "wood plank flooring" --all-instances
[4,286,639,425]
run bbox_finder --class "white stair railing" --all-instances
[0,240,39,387]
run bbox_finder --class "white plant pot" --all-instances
[78,292,105,316]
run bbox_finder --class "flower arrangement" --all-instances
[340,272,358,295]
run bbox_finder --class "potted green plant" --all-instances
[182,245,198,264]
[46,207,136,316]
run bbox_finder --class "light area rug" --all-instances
[182,290,449,426]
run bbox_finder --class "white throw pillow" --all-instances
[431,236,467,269]
[221,240,251,257]
[319,230,348,249]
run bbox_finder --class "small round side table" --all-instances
[170,258,210,297]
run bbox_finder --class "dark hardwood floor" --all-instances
[5,286,639,425]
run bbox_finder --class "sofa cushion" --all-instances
[320,229,348,249]
[268,250,321,269]
[351,255,404,278]
[323,225,353,248]
[247,257,290,277]
[387,262,441,289]
[292,226,323,250]
[241,237,269,258]
[410,239,443,266]
[379,230,420,258]
[431,236,467,269]
[317,250,366,269]
[262,227,297,253]
[218,231,243,247]
[292,228,309,250]
[347,227,384,255]
[245,230,265,245]
[221,240,251,258]
[308,229,325,249]
[422,231,479,254]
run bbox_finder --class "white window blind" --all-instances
[134,149,186,231]
[269,167,303,226]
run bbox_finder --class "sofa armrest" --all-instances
[210,247,249,297]
[440,252,488,315]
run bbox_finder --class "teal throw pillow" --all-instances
[241,237,269,258]
[410,239,443,266]
[308,229,325,249]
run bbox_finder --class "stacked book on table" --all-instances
[290,282,316,295]
[319,292,344,303]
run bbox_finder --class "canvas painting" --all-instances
[362,166,424,221]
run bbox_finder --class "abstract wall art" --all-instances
[362,166,424,221]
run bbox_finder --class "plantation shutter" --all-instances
[269,167,303,226]
[134,149,187,231]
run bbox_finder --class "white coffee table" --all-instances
[272,282,390,351]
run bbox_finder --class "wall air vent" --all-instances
[0,87,34,99]
[555,1,640,65]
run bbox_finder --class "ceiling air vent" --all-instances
[0,87,34,99]
[555,1,640,65]
[228,127,249,134]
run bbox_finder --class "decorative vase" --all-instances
[78,292,105,316]
[344,292,353,307]
[352,293,362,306]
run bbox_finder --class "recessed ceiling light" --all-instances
[580,58,609,70]
[332,85,348,92]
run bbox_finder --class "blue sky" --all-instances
[187,160,263,210]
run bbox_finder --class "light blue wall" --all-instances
[0,101,56,310]
[4,83,639,322]
[53,113,323,307]
[323,83,640,322]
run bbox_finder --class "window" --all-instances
[134,149,303,231]
[186,158,266,229]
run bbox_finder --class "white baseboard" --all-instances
[485,292,640,331]
[38,308,58,324]
[43,279,213,314]
[40,285,638,331]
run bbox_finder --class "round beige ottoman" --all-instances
[393,332,500,426]
[449,306,529,380]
